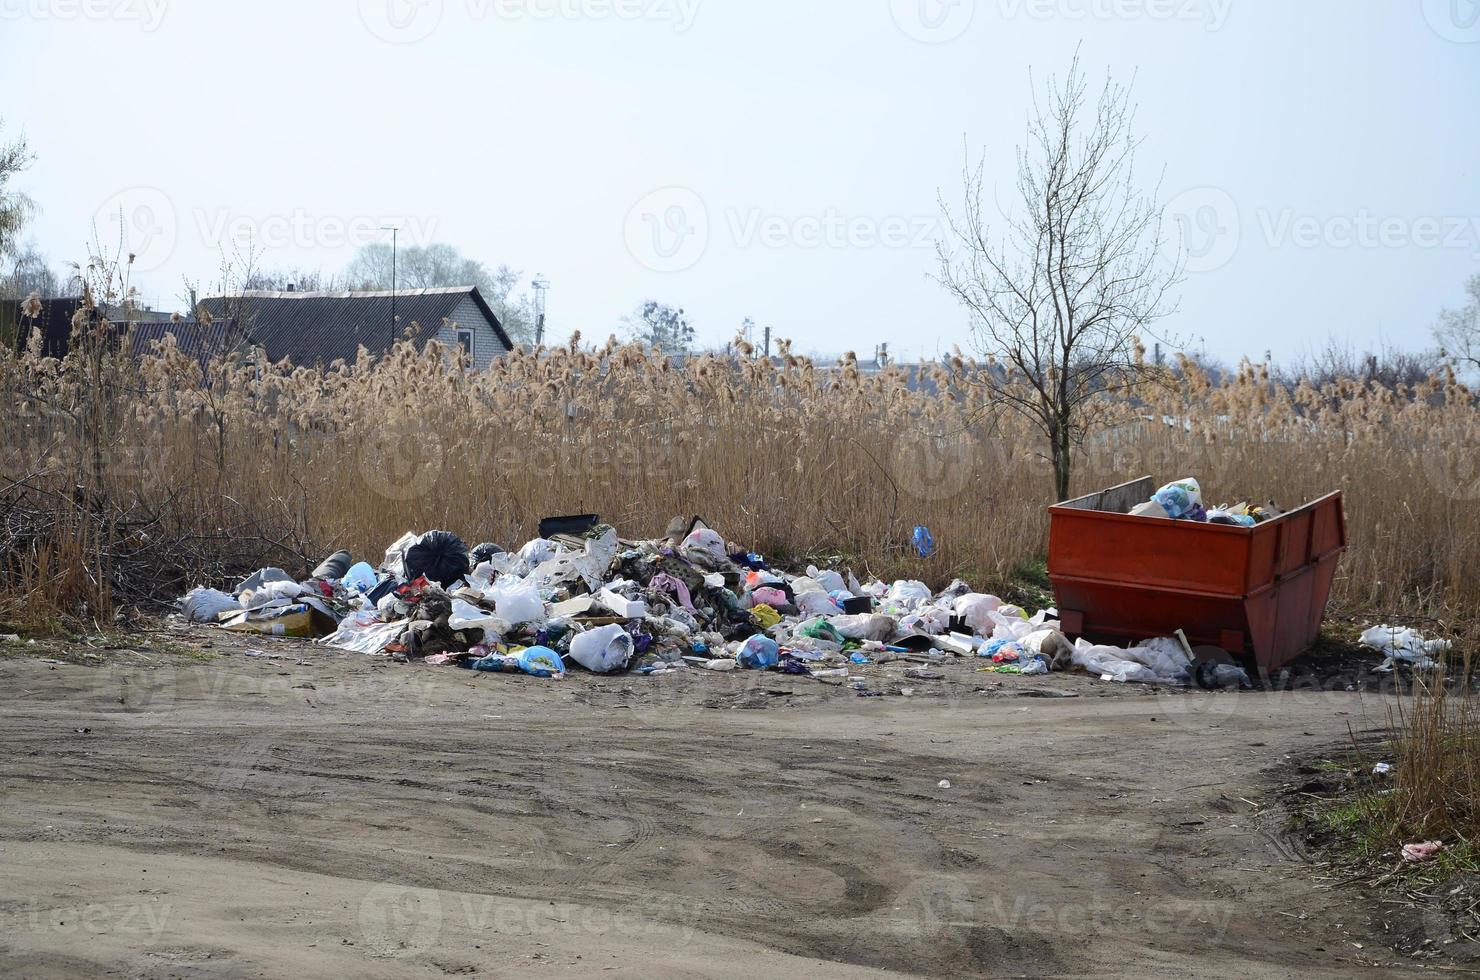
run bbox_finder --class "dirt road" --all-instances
[0,636,1421,977]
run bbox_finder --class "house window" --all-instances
[456,329,474,358]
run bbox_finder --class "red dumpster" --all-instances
[1048,476,1346,675]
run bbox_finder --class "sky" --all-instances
[2,0,1478,364]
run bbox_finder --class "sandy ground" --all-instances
[0,630,1426,978]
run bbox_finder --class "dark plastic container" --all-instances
[1048,476,1347,674]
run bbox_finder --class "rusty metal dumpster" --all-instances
[1048,476,1346,674]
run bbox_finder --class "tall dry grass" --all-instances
[2,300,1479,629]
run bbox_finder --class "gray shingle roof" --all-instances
[196,287,513,366]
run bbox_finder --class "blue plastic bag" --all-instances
[913,526,937,558]
[737,635,780,670]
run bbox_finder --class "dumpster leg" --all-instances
[1061,609,1084,637]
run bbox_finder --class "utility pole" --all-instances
[763,325,771,360]
[531,274,549,347]
[381,225,399,348]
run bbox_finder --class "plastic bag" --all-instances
[828,614,896,642]
[1151,478,1203,520]
[681,528,727,562]
[952,593,1002,636]
[737,635,780,670]
[234,567,295,597]
[181,587,242,624]
[568,624,635,674]
[404,530,471,589]
[342,562,378,594]
[516,646,565,678]
[807,567,847,593]
[449,598,509,635]
[381,531,419,579]
[797,591,843,617]
[487,579,545,626]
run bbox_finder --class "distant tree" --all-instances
[622,300,695,352]
[1435,273,1480,380]
[342,243,535,344]
[0,119,36,263]
[936,53,1182,501]
[241,267,333,292]
[1271,339,1442,395]
[3,242,60,299]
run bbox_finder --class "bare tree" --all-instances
[342,242,535,344]
[0,119,36,262]
[1435,273,1480,380]
[3,242,60,299]
[937,54,1182,501]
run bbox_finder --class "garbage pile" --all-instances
[178,516,1250,688]
[1130,478,1282,526]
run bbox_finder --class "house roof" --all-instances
[196,286,513,366]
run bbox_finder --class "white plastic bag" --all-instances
[828,614,896,642]
[568,624,635,674]
[381,531,419,579]
[486,579,545,626]
[181,588,242,624]
[449,598,510,635]
[952,593,1002,636]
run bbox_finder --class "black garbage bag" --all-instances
[312,549,352,580]
[404,531,471,588]
[471,542,506,566]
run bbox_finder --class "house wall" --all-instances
[433,296,509,371]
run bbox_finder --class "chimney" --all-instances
[286,282,296,292]
[189,288,197,314]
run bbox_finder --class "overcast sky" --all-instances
[3,0,1477,363]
